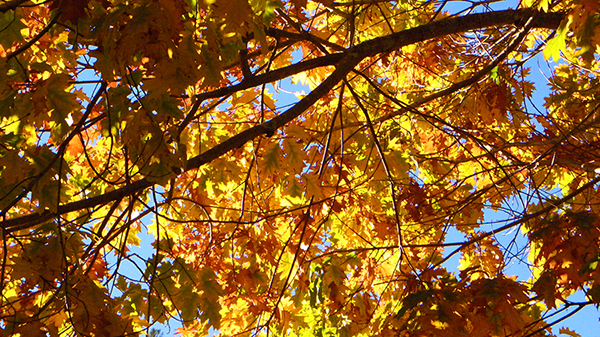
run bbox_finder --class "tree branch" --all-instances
[6,13,59,61]
[0,0,30,13]
[0,9,566,233]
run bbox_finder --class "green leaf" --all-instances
[0,11,26,49]
[198,266,224,329]
[260,142,281,174]
[263,1,281,24]
[543,18,571,61]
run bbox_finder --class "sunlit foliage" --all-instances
[1,0,599,336]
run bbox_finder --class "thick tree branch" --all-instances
[0,9,566,233]
[0,0,30,13]
[177,52,345,133]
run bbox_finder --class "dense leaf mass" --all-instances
[1,0,600,336]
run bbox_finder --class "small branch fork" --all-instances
[345,82,404,262]
[0,81,108,220]
[5,13,60,61]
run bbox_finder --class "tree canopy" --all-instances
[2,0,600,335]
